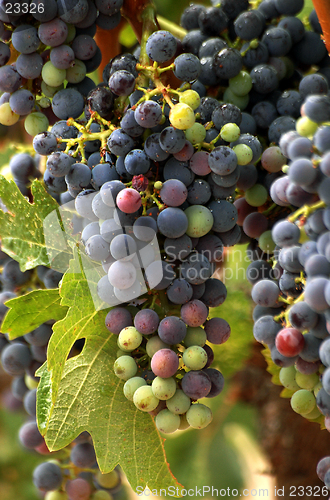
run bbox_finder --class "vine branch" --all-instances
[312,0,330,54]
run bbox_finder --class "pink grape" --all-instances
[116,188,142,213]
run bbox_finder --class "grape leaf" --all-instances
[40,331,182,493]
[38,249,182,493]
[210,246,254,377]
[0,176,63,271]
[1,289,68,338]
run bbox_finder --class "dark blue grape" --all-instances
[146,30,177,63]
[52,88,85,120]
[213,47,243,79]
[33,462,63,492]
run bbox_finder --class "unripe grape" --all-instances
[183,345,208,370]
[133,385,159,412]
[113,355,137,380]
[166,389,191,414]
[123,376,147,400]
[152,376,177,400]
[0,103,19,126]
[179,90,201,110]
[118,327,142,352]
[290,389,316,414]
[169,103,195,130]
[184,205,214,238]
[185,122,206,145]
[232,144,253,165]
[155,409,180,433]
[186,403,213,429]
[220,123,240,142]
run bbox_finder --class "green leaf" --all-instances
[0,177,60,271]
[46,249,106,406]
[1,289,68,338]
[36,363,52,434]
[41,331,181,493]
[209,245,254,377]
[39,249,181,493]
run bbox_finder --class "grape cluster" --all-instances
[0,254,130,500]
[3,0,330,494]
[0,0,123,134]
[242,93,330,490]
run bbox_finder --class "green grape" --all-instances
[258,230,276,253]
[185,122,206,145]
[65,23,76,43]
[295,371,319,390]
[155,409,180,434]
[179,89,201,110]
[133,385,159,412]
[117,326,142,352]
[296,116,318,137]
[186,403,213,429]
[42,61,66,87]
[95,469,120,489]
[41,81,64,98]
[178,413,190,430]
[91,491,112,500]
[290,389,316,415]
[154,181,163,190]
[123,376,146,400]
[279,366,299,391]
[25,374,39,390]
[0,103,19,126]
[39,97,51,108]
[232,144,253,165]
[146,336,167,357]
[184,327,207,347]
[245,184,268,207]
[24,112,49,136]
[220,123,240,142]
[282,165,289,174]
[45,492,68,500]
[169,103,195,130]
[184,205,214,238]
[228,70,252,96]
[302,406,321,420]
[151,376,177,400]
[166,389,191,414]
[66,59,87,83]
[182,345,208,370]
[223,87,249,110]
[113,355,137,380]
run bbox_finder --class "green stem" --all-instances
[138,3,158,87]
[156,15,187,39]
[288,200,326,223]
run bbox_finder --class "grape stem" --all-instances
[274,292,305,325]
[59,116,116,161]
[287,200,326,223]
[156,15,187,39]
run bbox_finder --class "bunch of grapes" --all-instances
[0,0,123,134]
